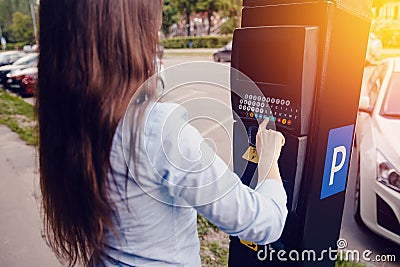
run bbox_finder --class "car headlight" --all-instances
[377,150,400,192]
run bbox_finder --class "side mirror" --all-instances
[359,95,372,114]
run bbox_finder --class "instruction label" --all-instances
[240,239,258,251]
[242,146,259,164]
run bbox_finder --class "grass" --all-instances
[198,214,229,266]
[201,241,229,267]
[336,258,366,267]
[0,90,36,145]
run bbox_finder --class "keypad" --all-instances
[239,94,299,127]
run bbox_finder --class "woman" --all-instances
[38,0,287,266]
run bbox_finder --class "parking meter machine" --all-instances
[229,1,372,266]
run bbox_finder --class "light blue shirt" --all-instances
[103,102,288,266]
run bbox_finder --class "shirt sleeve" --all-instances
[143,102,288,245]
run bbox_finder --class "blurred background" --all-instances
[0,0,399,266]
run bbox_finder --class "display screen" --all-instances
[237,40,293,85]
[231,25,319,136]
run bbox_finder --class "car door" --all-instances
[357,61,390,222]
[358,62,389,143]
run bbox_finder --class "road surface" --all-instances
[0,125,62,267]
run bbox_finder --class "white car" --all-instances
[355,57,400,245]
[155,44,165,95]
[365,33,383,65]
[213,41,232,62]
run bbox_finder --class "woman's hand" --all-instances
[256,119,285,183]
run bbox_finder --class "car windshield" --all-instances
[13,53,38,66]
[381,73,400,119]
[0,52,18,62]
[226,41,232,50]
[0,53,9,62]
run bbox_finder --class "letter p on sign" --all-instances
[330,146,346,186]
[320,125,354,200]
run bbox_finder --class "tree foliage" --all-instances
[196,0,231,35]
[164,0,239,36]
[169,0,199,36]
[0,0,30,36]
[220,17,236,34]
[162,0,180,35]
[372,0,393,9]
[9,11,35,43]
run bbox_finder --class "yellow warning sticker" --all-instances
[240,239,258,251]
[242,146,259,164]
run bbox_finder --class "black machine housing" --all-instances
[229,1,372,266]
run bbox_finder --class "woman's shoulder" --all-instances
[144,102,188,135]
[147,102,187,121]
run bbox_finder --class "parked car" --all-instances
[355,57,400,245]
[6,67,37,97]
[0,51,25,67]
[156,44,164,62]
[0,52,38,88]
[213,41,232,62]
[366,33,383,65]
[156,44,165,95]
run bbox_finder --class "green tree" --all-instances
[170,0,198,36]
[9,11,34,43]
[220,17,236,34]
[162,0,179,35]
[373,0,392,9]
[0,0,32,41]
[228,0,242,29]
[196,0,231,35]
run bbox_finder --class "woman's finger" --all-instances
[278,132,285,146]
[258,118,269,133]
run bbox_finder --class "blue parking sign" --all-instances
[320,125,354,200]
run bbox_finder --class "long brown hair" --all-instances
[37,0,162,265]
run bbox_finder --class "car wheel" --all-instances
[20,90,33,98]
[354,151,363,225]
[19,86,34,98]
[213,54,221,62]
[156,76,165,95]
